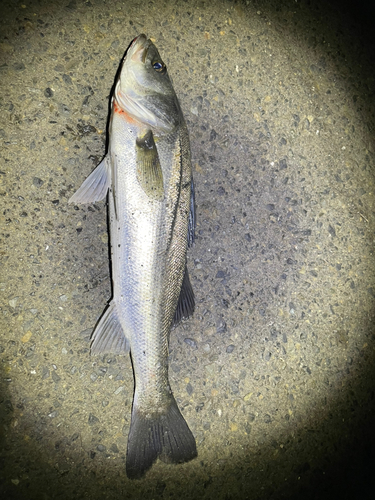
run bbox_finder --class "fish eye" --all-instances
[152,61,165,72]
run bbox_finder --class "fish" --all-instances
[69,34,197,479]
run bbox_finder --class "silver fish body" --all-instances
[69,35,196,478]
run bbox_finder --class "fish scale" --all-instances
[69,34,197,479]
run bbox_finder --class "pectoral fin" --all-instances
[69,156,111,204]
[136,130,164,201]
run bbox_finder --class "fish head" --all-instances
[115,34,182,133]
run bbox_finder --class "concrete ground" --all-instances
[1,0,375,499]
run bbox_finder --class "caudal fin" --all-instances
[126,395,197,479]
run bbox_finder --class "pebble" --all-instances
[205,364,216,376]
[184,338,197,349]
[186,383,193,395]
[203,344,211,353]
[88,414,99,425]
[9,298,18,308]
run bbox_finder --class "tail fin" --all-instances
[126,394,197,479]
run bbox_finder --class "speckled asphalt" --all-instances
[1,1,375,499]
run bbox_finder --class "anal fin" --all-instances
[90,300,130,355]
[173,266,195,326]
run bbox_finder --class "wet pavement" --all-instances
[1,0,375,499]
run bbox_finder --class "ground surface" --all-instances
[1,1,375,499]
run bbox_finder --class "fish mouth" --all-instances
[130,34,150,64]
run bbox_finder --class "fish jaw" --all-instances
[129,34,149,63]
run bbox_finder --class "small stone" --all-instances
[33,177,44,187]
[190,105,199,116]
[63,74,72,85]
[263,350,272,361]
[184,338,197,349]
[205,364,216,376]
[328,224,336,237]
[226,344,235,353]
[88,413,99,425]
[21,331,32,343]
[14,62,25,71]
[244,392,252,402]
[203,344,211,353]
[210,129,217,141]
[244,422,252,434]
[9,298,18,308]
[216,321,227,333]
